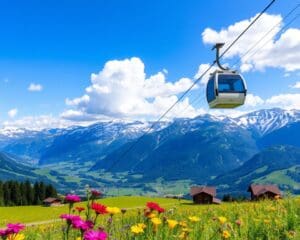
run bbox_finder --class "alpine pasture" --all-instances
[0,195,299,240]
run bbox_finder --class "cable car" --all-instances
[206,70,247,108]
[206,43,247,109]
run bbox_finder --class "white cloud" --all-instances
[1,115,91,130]
[64,57,200,120]
[245,93,264,107]
[265,93,300,109]
[290,81,300,89]
[8,108,18,118]
[194,63,218,85]
[202,13,300,72]
[28,83,43,92]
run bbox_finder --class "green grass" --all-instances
[254,167,300,189]
[0,196,185,225]
[1,196,300,239]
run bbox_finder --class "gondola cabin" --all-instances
[206,70,247,108]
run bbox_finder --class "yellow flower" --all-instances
[264,219,271,224]
[218,216,227,224]
[8,234,25,240]
[179,221,187,227]
[151,217,162,226]
[137,223,146,229]
[188,216,200,222]
[179,232,188,239]
[131,224,144,234]
[167,219,178,229]
[222,230,231,239]
[106,206,121,215]
[148,212,156,218]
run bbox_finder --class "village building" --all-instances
[248,184,281,200]
[43,197,62,207]
[190,186,221,204]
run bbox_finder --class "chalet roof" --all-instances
[212,197,221,204]
[247,184,281,196]
[43,197,61,203]
[190,186,216,197]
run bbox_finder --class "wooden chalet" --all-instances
[190,186,221,204]
[43,197,62,207]
[248,184,281,200]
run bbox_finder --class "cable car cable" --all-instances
[231,3,300,68]
[106,0,277,172]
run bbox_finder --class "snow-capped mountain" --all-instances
[0,108,300,166]
[234,108,300,136]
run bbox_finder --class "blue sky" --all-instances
[0,0,300,129]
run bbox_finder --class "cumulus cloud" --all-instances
[265,93,300,109]
[194,63,219,85]
[202,13,300,72]
[245,93,264,107]
[64,57,200,120]
[8,108,18,118]
[28,83,43,92]
[290,81,300,89]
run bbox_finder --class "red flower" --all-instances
[146,202,165,213]
[75,207,85,213]
[91,203,108,215]
[91,190,101,197]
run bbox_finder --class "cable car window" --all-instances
[206,77,215,102]
[218,75,245,93]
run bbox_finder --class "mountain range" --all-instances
[0,108,299,196]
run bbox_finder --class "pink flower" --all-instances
[0,223,25,237]
[60,214,81,225]
[65,194,81,203]
[72,219,94,231]
[0,229,8,236]
[6,223,25,234]
[84,230,107,240]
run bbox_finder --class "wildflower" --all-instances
[91,203,108,215]
[6,223,25,234]
[167,219,178,229]
[151,217,162,226]
[137,223,146,229]
[106,207,121,215]
[222,230,231,238]
[179,231,188,239]
[146,202,165,213]
[72,219,94,231]
[60,214,81,225]
[131,224,144,234]
[264,219,271,224]
[7,234,25,240]
[65,194,81,203]
[179,221,187,227]
[84,230,108,240]
[235,219,242,226]
[121,208,127,214]
[75,206,85,213]
[91,189,101,197]
[188,216,200,222]
[218,216,227,224]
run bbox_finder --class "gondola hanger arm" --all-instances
[212,43,229,71]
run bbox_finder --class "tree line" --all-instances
[0,180,58,206]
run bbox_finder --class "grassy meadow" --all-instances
[0,196,300,239]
